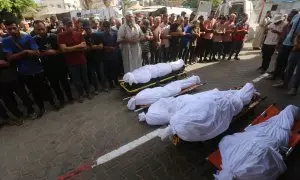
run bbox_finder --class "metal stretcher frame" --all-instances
[119,68,187,94]
[127,83,206,113]
[170,92,266,146]
[206,104,300,170]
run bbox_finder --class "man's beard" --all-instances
[126,19,135,28]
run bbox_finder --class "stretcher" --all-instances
[171,90,266,146]
[124,82,206,112]
[119,67,186,95]
[207,104,300,170]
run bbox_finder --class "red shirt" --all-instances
[57,31,86,65]
[232,22,249,41]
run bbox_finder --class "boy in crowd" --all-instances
[223,13,236,60]
[202,11,216,61]
[228,13,249,60]
[169,17,185,61]
[212,16,226,61]
[140,19,153,65]
[160,14,171,63]
[152,16,162,64]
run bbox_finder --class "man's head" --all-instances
[219,15,226,24]
[177,16,184,25]
[115,18,122,29]
[242,13,249,22]
[170,13,175,23]
[154,16,161,27]
[190,12,196,21]
[183,17,189,26]
[20,20,30,31]
[4,20,20,37]
[229,13,236,22]
[110,17,116,26]
[142,19,150,29]
[198,15,204,23]
[62,18,73,33]
[125,11,135,27]
[34,20,47,37]
[81,20,91,34]
[209,11,215,19]
[50,16,57,25]
[91,20,98,29]
[287,9,298,22]
[266,11,271,18]
[181,11,186,18]
[102,21,111,33]
[162,14,168,24]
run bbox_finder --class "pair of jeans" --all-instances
[222,41,232,57]
[0,80,35,118]
[189,46,197,63]
[284,52,300,89]
[261,44,276,71]
[202,39,213,60]
[161,45,170,62]
[229,41,244,58]
[179,44,190,63]
[87,59,100,91]
[273,45,293,79]
[170,43,180,61]
[104,52,119,84]
[21,72,55,110]
[67,64,91,97]
[142,51,151,65]
[212,42,224,59]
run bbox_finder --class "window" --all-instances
[57,4,62,8]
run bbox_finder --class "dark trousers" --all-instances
[104,52,119,84]
[229,41,244,58]
[67,64,90,97]
[223,41,232,57]
[142,51,151,65]
[273,45,293,79]
[170,44,180,61]
[179,44,190,63]
[261,44,276,71]
[212,42,224,59]
[87,59,100,91]
[196,39,205,60]
[202,39,213,60]
[161,45,170,63]
[189,46,197,63]
[21,72,54,110]
[0,80,34,118]
[284,52,300,89]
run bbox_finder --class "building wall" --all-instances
[41,0,82,10]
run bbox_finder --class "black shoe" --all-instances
[93,90,99,95]
[78,96,84,103]
[38,109,45,118]
[87,93,93,100]
[7,119,23,126]
[227,56,232,60]
[234,56,240,60]
[68,98,75,104]
[266,75,276,80]
[28,112,38,120]
[52,104,60,111]
[59,100,66,108]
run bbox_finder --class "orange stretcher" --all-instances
[207,104,300,170]
[171,92,266,146]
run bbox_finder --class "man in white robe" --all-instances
[117,11,143,73]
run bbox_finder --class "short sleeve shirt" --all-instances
[57,31,86,65]
[232,21,249,41]
[203,18,216,40]
[264,22,286,45]
[283,14,300,46]
[170,23,184,45]
[2,34,43,75]
[160,22,170,47]
[0,43,18,82]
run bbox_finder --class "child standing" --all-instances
[212,16,226,61]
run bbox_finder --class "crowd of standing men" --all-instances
[0,10,250,125]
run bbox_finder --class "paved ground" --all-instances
[1,43,300,180]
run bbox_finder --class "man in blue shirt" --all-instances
[179,17,192,64]
[2,20,58,117]
[268,10,299,80]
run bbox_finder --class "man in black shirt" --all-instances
[34,20,73,107]
[169,17,185,61]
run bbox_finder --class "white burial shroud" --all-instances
[127,75,201,110]
[215,105,299,180]
[122,59,184,85]
[140,83,255,139]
